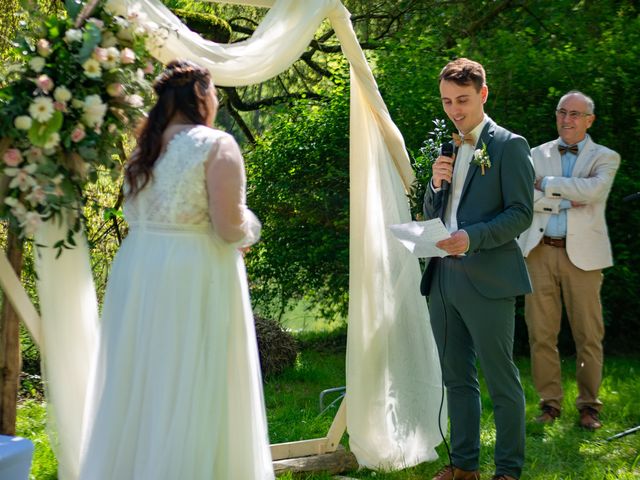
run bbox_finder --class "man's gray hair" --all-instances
[557,90,595,114]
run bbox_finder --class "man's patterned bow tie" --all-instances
[558,144,579,155]
[452,132,476,147]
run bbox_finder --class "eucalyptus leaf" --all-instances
[77,23,102,63]
[65,0,84,20]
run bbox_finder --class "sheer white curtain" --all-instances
[34,0,444,475]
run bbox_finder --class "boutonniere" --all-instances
[470,142,491,175]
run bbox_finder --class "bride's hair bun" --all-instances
[154,59,211,95]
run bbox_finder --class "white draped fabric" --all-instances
[31,0,445,476]
[33,223,99,480]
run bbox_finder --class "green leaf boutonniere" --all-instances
[470,142,491,175]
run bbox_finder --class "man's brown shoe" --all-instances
[432,464,481,480]
[579,407,602,430]
[492,475,517,480]
[535,404,561,424]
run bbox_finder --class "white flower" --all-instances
[101,31,119,48]
[21,211,44,236]
[82,58,102,79]
[125,94,144,108]
[26,185,47,206]
[28,96,55,122]
[103,47,120,69]
[6,164,38,192]
[25,147,45,163]
[82,94,107,128]
[53,86,72,103]
[4,198,28,223]
[87,18,104,29]
[29,56,46,73]
[116,26,135,42]
[14,116,32,130]
[104,0,128,16]
[43,132,61,149]
[64,28,83,43]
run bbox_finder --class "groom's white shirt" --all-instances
[517,136,620,271]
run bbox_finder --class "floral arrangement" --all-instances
[409,118,449,219]
[0,0,158,250]
[470,142,491,175]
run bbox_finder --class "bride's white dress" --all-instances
[78,126,274,479]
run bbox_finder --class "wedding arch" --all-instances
[0,0,445,478]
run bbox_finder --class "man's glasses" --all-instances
[556,109,593,119]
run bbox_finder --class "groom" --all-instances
[421,58,534,480]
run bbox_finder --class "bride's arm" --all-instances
[205,133,261,246]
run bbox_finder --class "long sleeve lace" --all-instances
[205,133,261,247]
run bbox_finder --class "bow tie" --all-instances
[558,144,579,155]
[452,132,476,147]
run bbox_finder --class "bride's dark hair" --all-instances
[125,59,213,197]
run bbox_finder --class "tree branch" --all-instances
[220,86,323,112]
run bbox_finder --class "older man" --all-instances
[517,91,620,430]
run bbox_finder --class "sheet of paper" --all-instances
[388,219,451,258]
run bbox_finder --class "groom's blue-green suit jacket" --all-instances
[421,117,535,298]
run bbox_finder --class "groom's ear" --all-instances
[481,84,489,104]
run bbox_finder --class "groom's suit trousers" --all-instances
[428,256,525,477]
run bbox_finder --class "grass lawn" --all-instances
[17,329,640,479]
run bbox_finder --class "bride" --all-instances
[78,59,274,479]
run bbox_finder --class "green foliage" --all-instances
[408,118,448,219]
[373,0,640,352]
[244,90,350,321]
[20,338,640,479]
[16,400,57,479]
[172,8,232,42]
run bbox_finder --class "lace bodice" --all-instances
[124,126,222,226]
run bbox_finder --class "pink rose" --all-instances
[36,39,52,57]
[54,101,67,112]
[71,126,86,143]
[143,61,154,74]
[36,74,54,93]
[106,83,124,97]
[3,149,23,167]
[120,48,136,65]
[92,47,108,62]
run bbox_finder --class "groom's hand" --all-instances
[436,230,469,256]
[431,153,456,189]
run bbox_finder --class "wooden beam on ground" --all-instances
[270,396,347,460]
[272,445,358,476]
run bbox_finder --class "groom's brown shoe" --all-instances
[432,464,481,480]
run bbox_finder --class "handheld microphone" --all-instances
[439,142,455,192]
[623,192,640,202]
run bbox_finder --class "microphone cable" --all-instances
[435,260,452,468]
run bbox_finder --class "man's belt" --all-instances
[542,236,566,248]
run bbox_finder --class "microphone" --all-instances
[623,192,640,202]
[440,142,455,192]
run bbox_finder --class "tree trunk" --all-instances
[0,232,23,435]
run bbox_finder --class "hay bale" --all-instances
[254,316,298,378]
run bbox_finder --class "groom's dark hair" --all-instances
[439,58,486,92]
